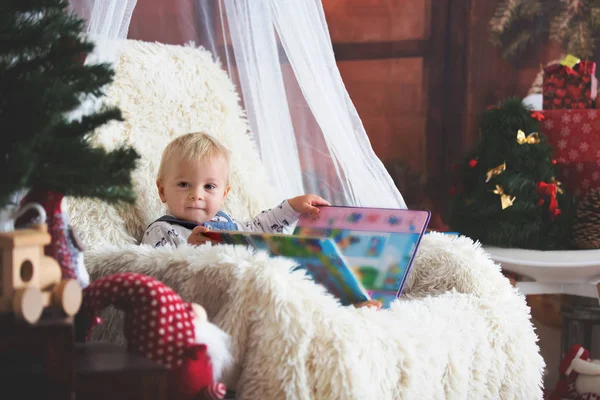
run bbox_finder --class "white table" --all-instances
[485,247,600,302]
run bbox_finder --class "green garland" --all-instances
[490,0,600,60]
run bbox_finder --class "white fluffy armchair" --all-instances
[67,40,545,399]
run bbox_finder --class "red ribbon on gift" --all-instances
[537,182,562,220]
[544,60,596,78]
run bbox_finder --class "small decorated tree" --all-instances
[449,97,575,250]
[1,0,139,283]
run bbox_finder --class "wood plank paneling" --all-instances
[333,40,425,61]
[464,1,518,149]
[128,0,198,45]
[338,58,425,170]
[323,0,427,42]
[515,42,563,97]
[423,0,470,208]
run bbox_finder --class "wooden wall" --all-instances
[324,1,427,170]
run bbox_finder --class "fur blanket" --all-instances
[85,233,544,399]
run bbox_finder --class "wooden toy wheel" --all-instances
[53,279,82,317]
[13,287,43,324]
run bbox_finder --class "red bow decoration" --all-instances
[530,111,545,121]
[565,66,579,76]
[537,182,562,220]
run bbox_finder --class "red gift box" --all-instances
[543,60,597,110]
[542,109,600,198]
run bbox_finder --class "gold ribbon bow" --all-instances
[486,162,506,183]
[493,185,516,210]
[550,176,564,194]
[560,54,580,69]
[516,130,540,145]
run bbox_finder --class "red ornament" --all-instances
[449,185,463,196]
[552,159,558,165]
[530,111,545,121]
[468,159,478,168]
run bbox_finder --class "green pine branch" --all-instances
[0,0,140,207]
[490,0,600,60]
[490,0,525,40]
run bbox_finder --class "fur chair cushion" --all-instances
[86,233,544,399]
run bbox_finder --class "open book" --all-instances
[202,207,430,308]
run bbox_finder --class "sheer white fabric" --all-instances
[68,0,137,65]
[67,0,137,120]
[222,0,405,207]
[68,0,406,209]
[224,0,304,199]
[270,0,405,207]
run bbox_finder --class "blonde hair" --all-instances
[157,132,231,180]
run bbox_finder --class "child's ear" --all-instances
[157,179,167,203]
[223,185,231,199]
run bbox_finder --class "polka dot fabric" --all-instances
[82,272,197,369]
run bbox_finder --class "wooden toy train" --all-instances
[0,224,82,323]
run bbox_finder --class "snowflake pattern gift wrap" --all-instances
[542,109,600,198]
[543,57,597,110]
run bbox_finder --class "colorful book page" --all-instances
[295,207,430,308]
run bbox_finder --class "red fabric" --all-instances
[549,378,580,400]
[82,273,196,368]
[560,344,590,381]
[541,110,600,198]
[81,273,225,400]
[167,345,218,400]
[543,61,597,110]
[19,188,76,279]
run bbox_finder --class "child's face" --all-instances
[157,156,230,224]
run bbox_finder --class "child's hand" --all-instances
[288,194,330,217]
[354,300,383,310]
[188,226,217,246]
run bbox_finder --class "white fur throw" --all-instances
[86,233,544,399]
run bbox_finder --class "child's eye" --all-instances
[177,182,190,188]
[205,184,217,190]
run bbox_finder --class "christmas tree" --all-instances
[0,0,139,208]
[448,97,575,250]
[490,0,600,61]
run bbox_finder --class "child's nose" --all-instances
[189,190,204,200]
